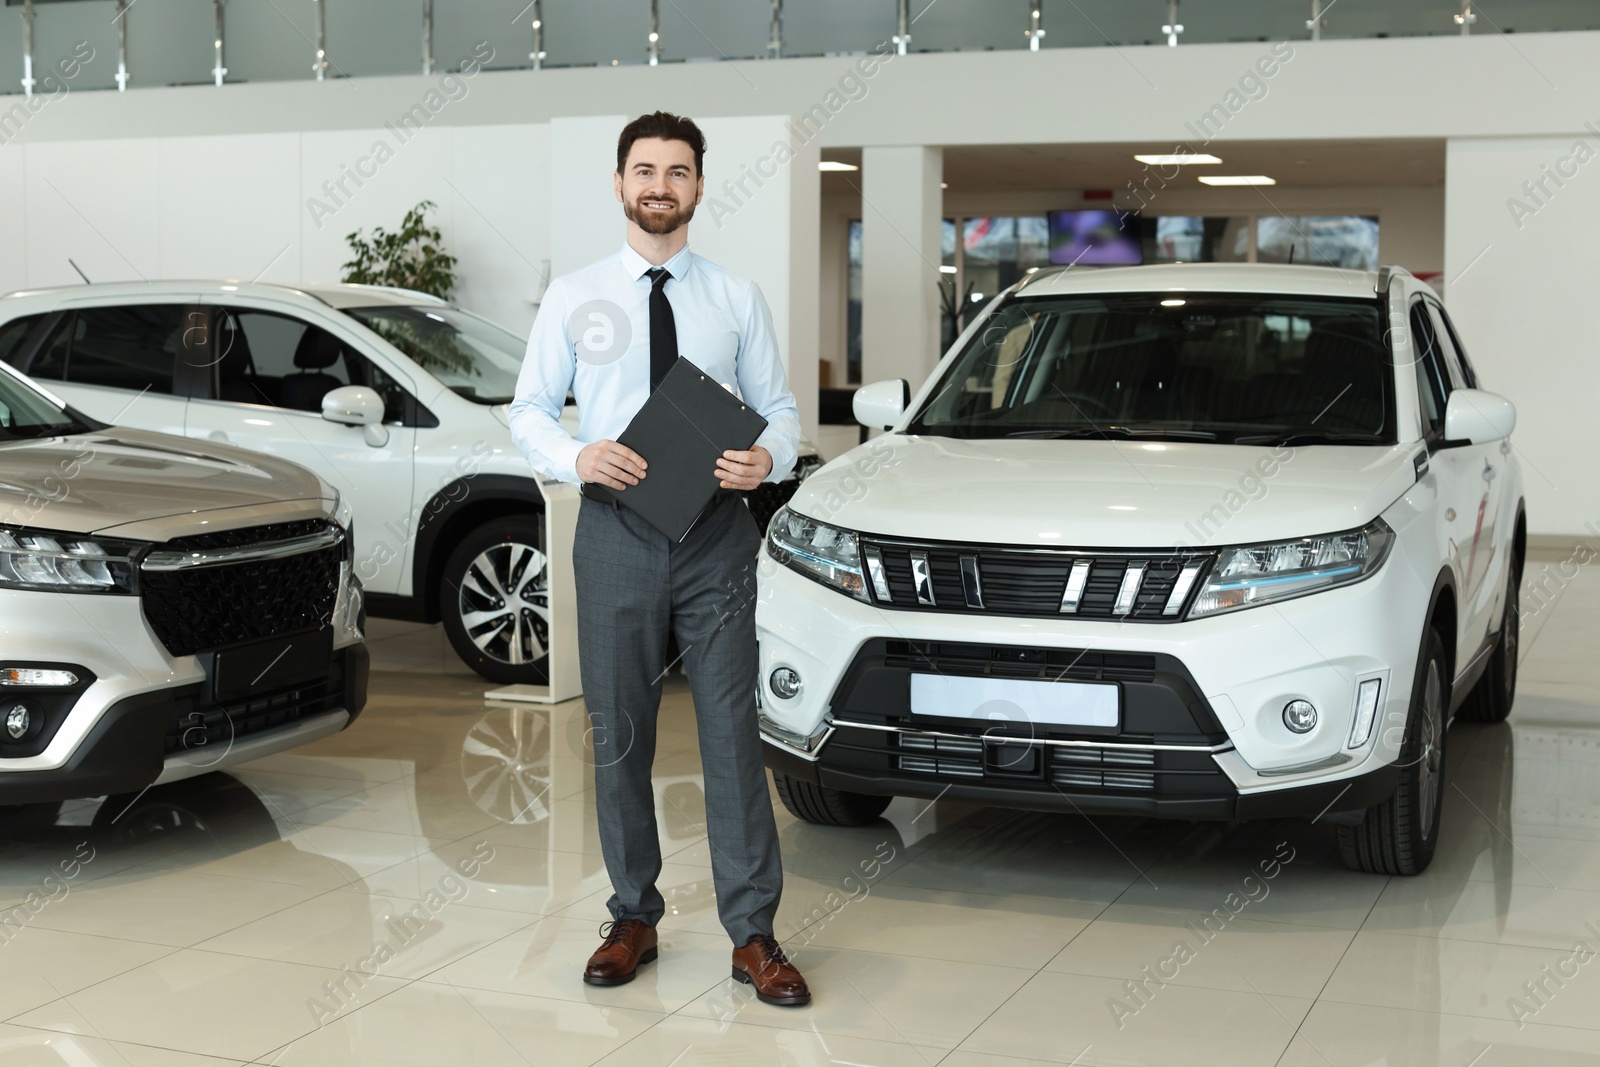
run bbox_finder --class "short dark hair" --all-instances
[616,111,706,177]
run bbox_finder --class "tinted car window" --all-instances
[214,309,410,422]
[28,307,181,394]
[0,314,46,367]
[1424,303,1471,392]
[1429,303,1479,388]
[1409,302,1448,435]
[71,307,183,393]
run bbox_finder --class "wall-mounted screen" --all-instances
[1047,210,1143,266]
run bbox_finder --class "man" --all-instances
[508,111,810,1007]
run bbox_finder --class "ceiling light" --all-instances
[1134,153,1222,165]
[939,265,957,274]
[940,182,948,189]
[818,161,859,172]
[1198,174,1276,186]
[1160,298,1186,306]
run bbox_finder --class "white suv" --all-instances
[757,263,1523,875]
[0,282,822,685]
[0,361,365,805]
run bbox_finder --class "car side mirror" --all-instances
[321,385,384,427]
[853,379,909,431]
[1443,388,1516,445]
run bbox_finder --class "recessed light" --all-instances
[1134,153,1222,165]
[1198,175,1276,186]
[818,161,859,172]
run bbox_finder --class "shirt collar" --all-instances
[620,240,693,282]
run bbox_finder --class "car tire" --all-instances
[1457,568,1519,724]
[441,516,552,686]
[1338,627,1449,876]
[773,772,892,826]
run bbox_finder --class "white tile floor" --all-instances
[2,552,1598,1065]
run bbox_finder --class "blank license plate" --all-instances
[210,629,333,702]
[909,674,1118,728]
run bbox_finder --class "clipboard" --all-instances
[605,357,768,541]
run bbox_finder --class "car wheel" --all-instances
[773,772,892,826]
[1457,568,1519,724]
[441,516,551,685]
[1338,627,1448,875]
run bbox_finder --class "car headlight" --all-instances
[0,527,139,594]
[765,506,868,602]
[1188,519,1394,618]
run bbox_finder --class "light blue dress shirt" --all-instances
[509,241,801,486]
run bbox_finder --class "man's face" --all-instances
[615,136,703,235]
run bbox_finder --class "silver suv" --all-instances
[0,362,366,805]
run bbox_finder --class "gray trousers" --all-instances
[571,491,782,945]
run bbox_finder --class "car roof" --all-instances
[1015,262,1395,300]
[0,280,447,312]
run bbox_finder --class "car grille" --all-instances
[140,521,342,657]
[163,663,344,756]
[860,537,1213,621]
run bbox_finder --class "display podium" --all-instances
[483,478,584,705]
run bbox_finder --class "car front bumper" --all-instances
[0,589,368,805]
[753,540,1432,819]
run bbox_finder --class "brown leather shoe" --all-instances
[731,934,811,1006]
[583,919,658,986]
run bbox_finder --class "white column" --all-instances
[861,144,943,388]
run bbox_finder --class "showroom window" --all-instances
[844,212,1378,382]
[30,306,181,394]
[214,309,410,422]
[1255,215,1380,269]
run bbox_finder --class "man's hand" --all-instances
[715,446,772,491]
[577,439,648,490]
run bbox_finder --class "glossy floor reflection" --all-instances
[3,554,1599,1065]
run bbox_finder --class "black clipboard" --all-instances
[607,357,768,541]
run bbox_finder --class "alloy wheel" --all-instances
[1417,659,1443,833]
[457,541,551,667]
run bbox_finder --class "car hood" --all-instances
[0,428,333,539]
[786,435,1419,548]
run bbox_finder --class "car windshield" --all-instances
[907,292,1394,445]
[344,305,524,405]
[0,367,89,441]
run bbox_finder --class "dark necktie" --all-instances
[646,267,678,392]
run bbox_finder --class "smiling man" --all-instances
[507,112,808,1006]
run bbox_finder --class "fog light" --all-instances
[1283,700,1317,734]
[769,667,802,700]
[0,668,78,687]
[5,703,30,740]
[1348,678,1382,748]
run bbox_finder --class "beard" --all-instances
[624,191,696,235]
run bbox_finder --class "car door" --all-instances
[18,304,195,437]
[1427,299,1509,637]
[181,305,416,596]
[1408,298,1499,662]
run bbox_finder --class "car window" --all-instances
[0,314,47,367]
[214,308,412,423]
[1408,301,1448,436]
[907,292,1394,443]
[28,306,181,394]
[1424,302,1471,392]
[1429,303,1479,388]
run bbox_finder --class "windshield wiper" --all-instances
[1232,432,1384,446]
[1004,427,1219,441]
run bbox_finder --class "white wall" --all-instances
[2,124,552,337]
[1444,136,1600,537]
